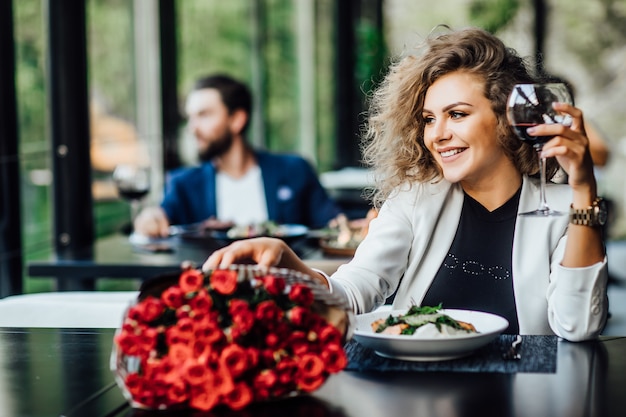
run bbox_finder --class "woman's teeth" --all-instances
[440,148,465,158]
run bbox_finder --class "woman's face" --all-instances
[422,71,517,188]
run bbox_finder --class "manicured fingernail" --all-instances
[527,127,536,134]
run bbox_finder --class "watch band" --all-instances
[569,198,607,227]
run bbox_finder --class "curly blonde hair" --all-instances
[362,27,556,207]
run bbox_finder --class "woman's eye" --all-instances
[450,111,466,119]
[423,115,435,124]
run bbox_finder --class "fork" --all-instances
[502,335,522,360]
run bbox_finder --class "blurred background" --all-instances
[2,0,625,294]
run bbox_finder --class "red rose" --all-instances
[184,359,213,386]
[189,288,212,311]
[252,369,278,401]
[115,331,139,356]
[124,373,145,396]
[179,269,204,293]
[318,324,343,346]
[189,381,220,411]
[298,353,325,378]
[193,321,224,345]
[134,326,159,355]
[223,381,253,410]
[297,373,325,392]
[166,326,191,347]
[272,321,292,342]
[167,343,193,363]
[262,274,286,296]
[288,283,314,306]
[321,343,348,373]
[175,305,191,320]
[276,356,298,376]
[189,309,210,324]
[286,331,309,356]
[121,321,135,333]
[175,317,195,335]
[287,306,311,327]
[211,363,235,396]
[219,343,249,378]
[255,300,283,323]
[254,369,277,389]
[264,332,281,349]
[231,308,255,335]
[166,378,188,404]
[161,285,185,308]
[210,270,238,294]
[260,348,276,366]
[191,338,211,359]
[149,357,181,384]
[246,347,260,369]
[116,324,157,356]
[228,298,250,316]
[127,296,164,323]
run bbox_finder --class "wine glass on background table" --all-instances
[507,83,573,216]
[113,163,151,231]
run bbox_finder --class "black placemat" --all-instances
[345,334,557,374]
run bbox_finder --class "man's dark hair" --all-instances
[192,74,252,132]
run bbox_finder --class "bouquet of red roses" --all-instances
[111,264,352,412]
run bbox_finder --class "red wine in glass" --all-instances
[117,188,149,201]
[507,83,573,216]
[113,164,151,226]
[511,123,554,146]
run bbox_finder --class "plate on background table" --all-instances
[128,232,175,253]
[353,308,509,361]
[319,238,358,257]
[182,223,309,246]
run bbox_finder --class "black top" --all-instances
[422,187,521,334]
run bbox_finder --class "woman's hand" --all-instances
[202,237,330,287]
[533,102,604,267]
[202,237,288,271]
[534,102,597,201]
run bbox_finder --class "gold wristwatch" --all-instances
[569,197,608,227]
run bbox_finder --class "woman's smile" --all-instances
[438,147,468,159]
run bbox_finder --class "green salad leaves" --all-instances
[375,304,477,335]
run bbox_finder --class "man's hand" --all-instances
[133,207,170,238]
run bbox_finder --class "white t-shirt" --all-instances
[216,165,269,225]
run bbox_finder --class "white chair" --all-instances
[0,291,138,328]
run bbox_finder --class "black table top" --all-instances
[2,327,625,417]
[27,233,337,291]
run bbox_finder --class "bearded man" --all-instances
[134,74,341,237]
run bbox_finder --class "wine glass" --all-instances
[506,83,573,216]
[113,163,151,225]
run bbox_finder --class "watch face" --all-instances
[596,199,608,226]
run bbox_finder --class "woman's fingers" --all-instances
[529,103,597,191]
[202,237,284,272]
[552,102,584,133]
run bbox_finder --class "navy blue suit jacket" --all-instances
[161,151,341,229]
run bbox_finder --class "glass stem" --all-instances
[536,147,550,213]
[130,199,141,225]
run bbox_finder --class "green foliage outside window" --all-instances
[14,0,340,292]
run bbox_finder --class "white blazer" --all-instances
[329,176,608,341]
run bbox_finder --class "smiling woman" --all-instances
[202,27,608,343]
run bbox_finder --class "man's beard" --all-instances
[198,131,234,162]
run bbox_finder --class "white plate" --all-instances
[353,308,509,361]
[204,224,309,243]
